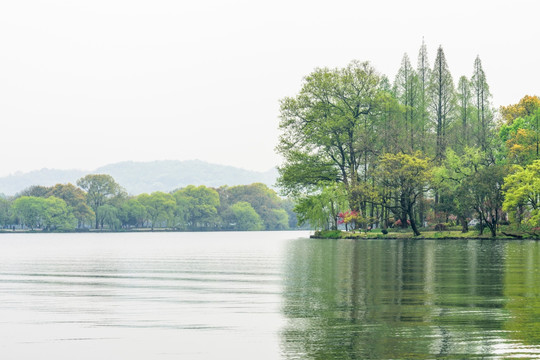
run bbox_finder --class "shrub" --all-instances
[317,230,343,239]
[381,229,388,235]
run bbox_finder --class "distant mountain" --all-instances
[0,169,87,197]
[0,160,279,196]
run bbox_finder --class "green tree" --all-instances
[434,147,483,232]
[430,46,455,162]
[294,183,348,231]
[47,183,93,228]
[376,152,432,236]
[218,183,286,230]
[119,198,147,228]
[266,209,289,230]
[281,198,299,229]
[173,185,220,230]
[277,60,383,213]
[416,39,431,154]
[471,56,494,152]
[12,196,75,231]
[500,109,540,165]
[97,204,121,230]
[502,160,540,227]
[455,76,473,150]
[0,197,12,228]
[137,192,176,230]
[467,164,506,237]
[77,174,123,229]
[41,196,76,231]
[227,201,264,231]
[394,53,419,152]
[12,196,46,230]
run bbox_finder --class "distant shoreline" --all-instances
[0,228,309,234]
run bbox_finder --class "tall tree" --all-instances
[417,39,431,154]
[429,46,455,163]
[456,76,473,150]
[394,53,419,152]
[277,60,382,213]
[471,56,493,152]
[76,174,123,229]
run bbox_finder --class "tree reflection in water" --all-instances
[280,238,540,359]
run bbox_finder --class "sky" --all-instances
[0,0,538,177]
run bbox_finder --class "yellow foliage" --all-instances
[500,95,540,124]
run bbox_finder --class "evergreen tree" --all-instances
[429,46,455,163]
[417,39,431,155]
[471,56,493,153]
[394,53,419,152]
[456,75,473,150]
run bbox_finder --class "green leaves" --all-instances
[503,160,540,226]
[77,174,124,229]
[12,196,76,231]
[227,202,264,231]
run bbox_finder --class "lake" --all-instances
[0,232,540,359]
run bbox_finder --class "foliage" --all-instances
[119,198,147,228]
[313,230,343,239]
[218,183,288,230]
[41,196,77,231]
[500,95,540,124]
[227,201,264,231]
[376,152,432,236]
[434,147,484,232]
[97,204,121,230]
[137,192,176,230]
[77,174,124,229]
[0,197,12,227]
[499,109,540,165]
[337,210,360,230]
[47,183,94,227]
[503,160,540,227]
[12,196,75,231]
[12,196,44,230]
[277,60,382,208]
[429,46,455,161]
[294,183,348,231]
[173,185,220,230]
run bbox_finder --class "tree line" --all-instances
[0,175,297,232]
[277,40,540,237]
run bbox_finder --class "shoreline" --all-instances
[310,230,540,241]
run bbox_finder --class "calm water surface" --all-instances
[1,232,540,359]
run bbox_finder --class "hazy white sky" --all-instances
[0,0,538,176]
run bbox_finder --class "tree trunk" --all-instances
[410,217,421,236]
[459,215,468,233]
[400,194,408,228]
[488,222,496,237]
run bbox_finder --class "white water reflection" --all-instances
[0,231,308,360]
